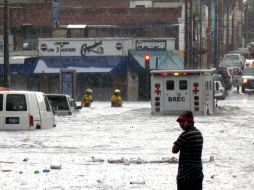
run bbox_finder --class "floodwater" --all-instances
[0,89,253,190]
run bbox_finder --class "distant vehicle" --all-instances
[0,91,56,130]
[214,81,226,100]
[219,53,244,69]
[247,42,254,58]
[229,48,251,59]
[242,59,254,93]
[46,94,81,116]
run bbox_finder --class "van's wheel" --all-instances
[241,86,245,93]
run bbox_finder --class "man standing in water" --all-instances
[172,111,204,190]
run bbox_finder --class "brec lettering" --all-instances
[168,97,185,102]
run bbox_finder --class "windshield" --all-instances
[47,96,69,110]
[243,67,254,76]
[224,55,240,60]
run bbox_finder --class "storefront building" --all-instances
[2,37,183,101]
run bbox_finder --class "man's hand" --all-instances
[172,144,180,153]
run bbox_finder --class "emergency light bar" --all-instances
[153,72,201,77]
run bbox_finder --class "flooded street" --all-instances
[0,91,253,190]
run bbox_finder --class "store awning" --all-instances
[26,56,128,75]
[128,50,184,70]
[0,56,32,64]
[0,56,37,75]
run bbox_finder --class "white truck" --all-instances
[151,69,215,115]
[242,59,254,93]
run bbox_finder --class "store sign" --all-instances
[38,39,128,56]
[135,40,167,51]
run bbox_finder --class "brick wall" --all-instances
[58,0,182,8]
[59,7,181,25]
[0,3,53,28]
[59,0,129,8]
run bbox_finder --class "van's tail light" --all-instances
[29,115,34,126]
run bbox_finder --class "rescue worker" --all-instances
[172,111,204,190]
[111,89,123,107]
[81,88,93,107]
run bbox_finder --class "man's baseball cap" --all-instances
[176,111,194,123]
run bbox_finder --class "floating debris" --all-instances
[130,181,145,185]
[209,156,215,162]
[50,164,62,169]
[43,169,50,173]
[0,161,14,164]
[107,157,178,165]
[108,157,125,164]
[129,157,145,164]
[2,169,12,172]
[23,158,29,162]
[91,157,104,163]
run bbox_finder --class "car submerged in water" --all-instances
[46,94,81,116]
[214,80,226,100]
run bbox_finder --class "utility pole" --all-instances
[214,0,218,68]
[189,0,193,68]
[184,0,189,68]
[3,0,10,88]
[199,0,203,69]
[207,0,211,68]
[226,6,229,52]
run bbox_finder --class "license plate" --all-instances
[6,117,19,124]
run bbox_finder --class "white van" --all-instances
[0,91,56,130]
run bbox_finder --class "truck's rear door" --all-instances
[163,76,191,112]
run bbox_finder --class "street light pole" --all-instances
[3,0,10,88]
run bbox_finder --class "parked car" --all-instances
[46,94,81,116]
[0,91,56,130]
[214,81,226,100]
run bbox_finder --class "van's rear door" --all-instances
[4,93,30,130]
[163,77,191,112]
[35,92,55,129]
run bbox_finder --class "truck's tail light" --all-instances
[29,115,34,126]
[160,72,168,77]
